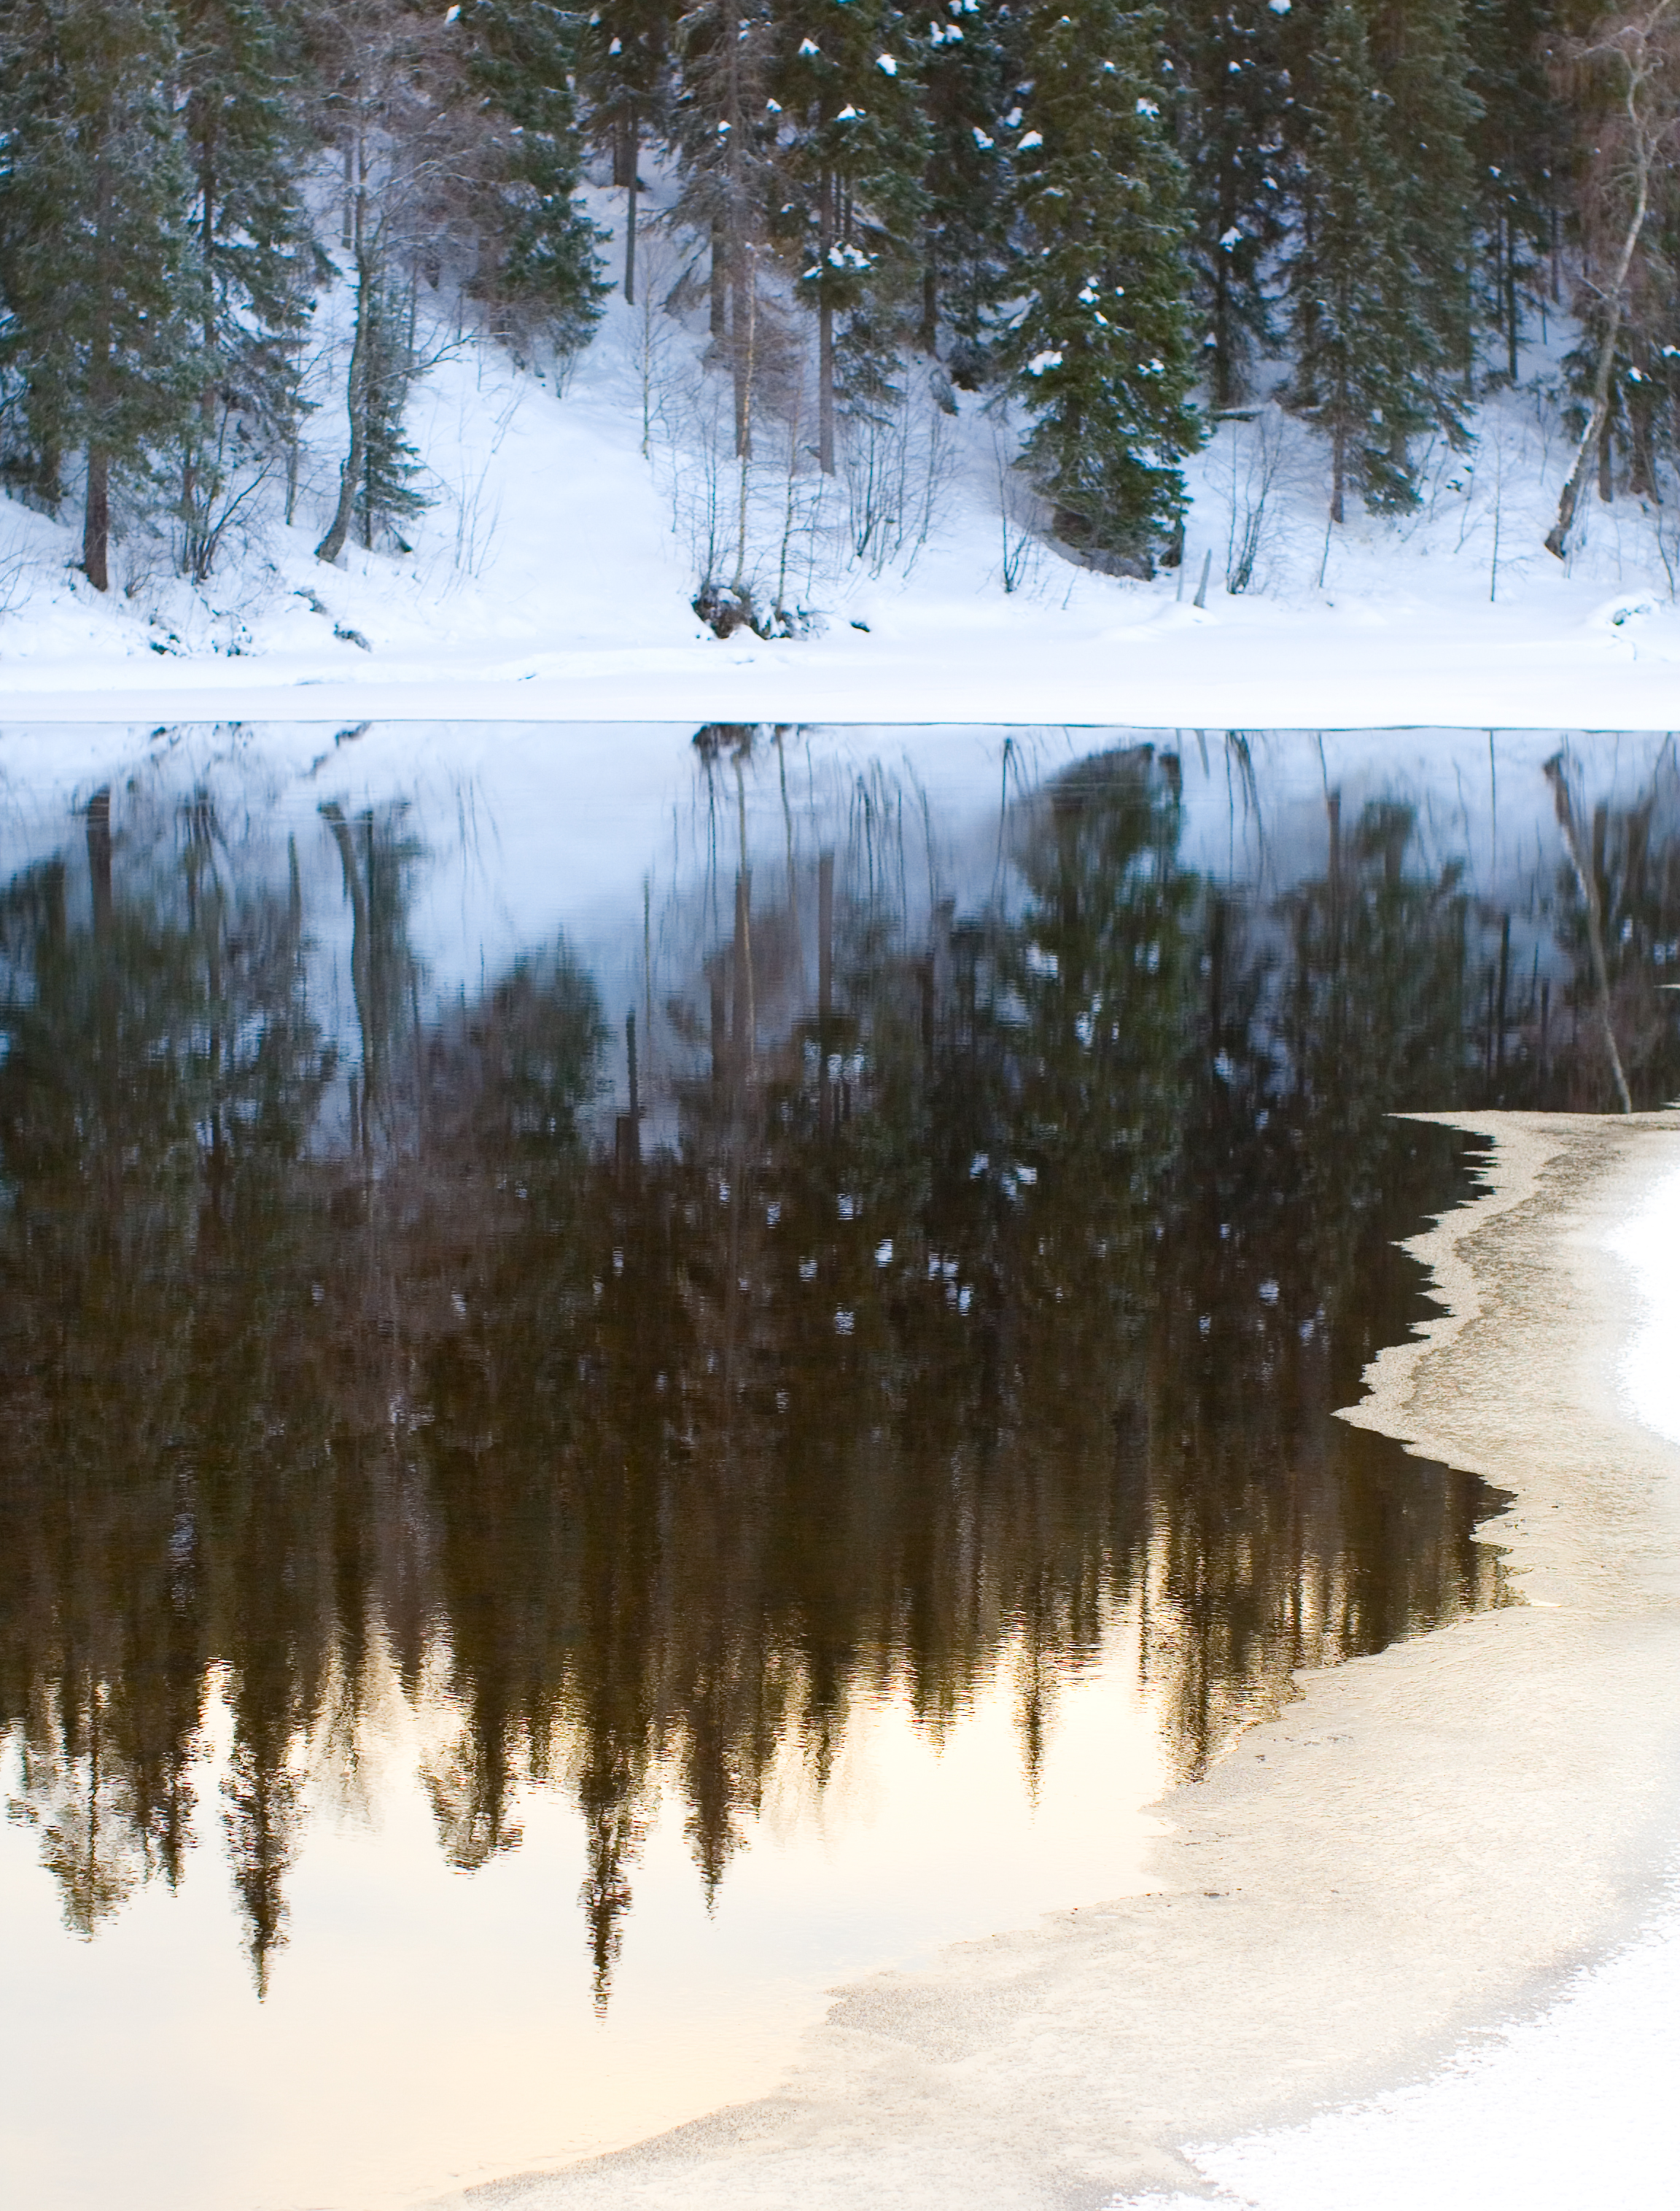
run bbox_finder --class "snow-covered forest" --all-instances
[1,0,1678,652]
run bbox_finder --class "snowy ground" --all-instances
[2,184,1679,731]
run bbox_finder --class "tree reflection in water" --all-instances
[16,728,1665,2003]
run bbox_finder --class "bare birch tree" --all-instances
[1545,4,1680,558]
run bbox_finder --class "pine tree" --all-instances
[457,0,607,354]
[580,0,672,303]
[171,0,321,576]
[0,0,196,588]
[917,0,1019,381]
[1007,0,1202,567]
[1167,0,1292,411]
[1372,0,1481,401]
[1288,0,1455,521]
[771,0,929,470]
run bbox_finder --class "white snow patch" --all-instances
[1113,1877,1680,2211]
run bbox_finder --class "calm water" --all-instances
[1,724,1671,2208]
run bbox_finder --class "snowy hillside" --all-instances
[3,180,1679,730]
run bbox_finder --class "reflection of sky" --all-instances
[0,1624,1166,2211]
[5,723,1673,1063]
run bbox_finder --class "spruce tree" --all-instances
[671,0,780,448]
[1372,0,1481,402]
[0,0,196,588]
[171,0,321,577]
[579,0,672,303]
[458,0,607,354]
[1007,0,1201,567]
[310,0,436,567]
[1466,0,1560,381]
[355,268,427,551]
[771,0,929,470]
[1288,0,1454,521]
[917,0,1019,381]
[1167,0,1292,411]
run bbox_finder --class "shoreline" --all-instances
[3,631,1680,734]
[448,1112,1680,2210]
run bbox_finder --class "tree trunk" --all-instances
[733,248,758,587]
[1548,288,1632,556]
[1629,361,1657,497]
[710,219,728,338]
[321,802,377,1149]
[731,249,750,456]
[819,295,835,474]
[87,788,112,936]
[624,104,638,305]
[82,444,111,592]
[1544,754,1632,1113]
[817,171,835,475]
[1547,79,1650,558]
[83,161,113,593]
[1329,418,1345,526]
[182,130,219,580]
[317,244,372,565]
[1213,250,1232,411]
[817,850,833,1014]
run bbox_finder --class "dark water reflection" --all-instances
[12,724,1663,2023]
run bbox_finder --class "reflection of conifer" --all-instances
[577,1779,642,2012]
[425,1729,523,1872]
[222,1729,300,1995]
[0,742,1569,1989]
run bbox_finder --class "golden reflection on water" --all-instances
[3,1625,1171,2210]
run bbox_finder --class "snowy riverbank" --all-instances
[4,579,1680,733]
[3,184,1679,735]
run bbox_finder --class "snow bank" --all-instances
[2,188,1679,731]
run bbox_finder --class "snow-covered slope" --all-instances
[1,184,1678,728]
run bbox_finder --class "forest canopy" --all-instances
[0,0,1676,604]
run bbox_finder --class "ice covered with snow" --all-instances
[1107,1162,1680,2211]
[1113,1881,1680,2210]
